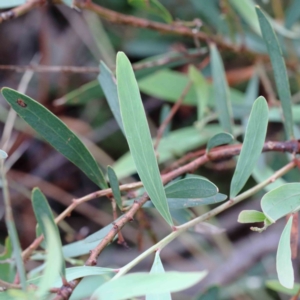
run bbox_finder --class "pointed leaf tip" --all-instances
[230,96,268,198]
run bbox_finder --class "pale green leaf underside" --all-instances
[261,183,300,223]
[1,88,107,189]
[92,272,207,300]
[165,177,218,199]
[116,52,172,225]
[31,188,65,276]
[133,193,227,210]
[276,216,294,289]
[0,150,8,159]
[98,61,125,134]
[238,210,266,223]
[36,218,63,298]
[230,96,268,198]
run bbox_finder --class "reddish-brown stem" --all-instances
[154,81,193,150]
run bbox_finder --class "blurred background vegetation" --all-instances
[1,0,300,299]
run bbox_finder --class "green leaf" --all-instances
[230,96,268,198]
[36,218,63,298]
[138,69,245,107]
[71,274,113,300]
[237,210,266,223]
[266,280,300,296]
[31,188,65,276]
[54,80,103,106]
[188,65,209,121]
[92,271,207,300]
[229,0,261,35]
[0,237,15,282]
[0,150,8,159]
[206,133,233,152]
[146,252,171,300]
[2,88,107,189]
[276,216,294,289]
[285,0,300,29]
[256,7,294,139]
[261,183,300,223]
[98,62,124,134]
[129,0,173,23]
[116,52,172,225]
[210,44,233,134]
[107,166,122,210]
[159,104,171,138]
[165,178,218,199]
[0,0,26,8]
[28,266,114,287]
[194,286,220,300]
[129,193,227,209]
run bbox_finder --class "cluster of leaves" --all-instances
[1,0,300,299]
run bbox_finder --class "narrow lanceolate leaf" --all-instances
[92,272,207,300]
[146,252,171,300]
[31,188,65,276]
[210,44,233,134]
[188,65,209,121]
[238,210,266,223]
[230,96,268,198]
[107,166,122,210]
[116,52,172,225]
[165,177,218,199]
[256,7,294,139]
[98,62,124,134]
[36,218,63,298]
[1,88,107,189]
[139,193,227,209]
[206,132,233,152]
[261,183,300,223]
[276,216,294,289]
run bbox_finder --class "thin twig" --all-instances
[0,0,47,23]
[0,279,21,290]
[113,160,296,279]
[21,139,300,263]
[74,0,247,55]
[154,81,192,150]
[0,49,206,74]
[52,142,299,299]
